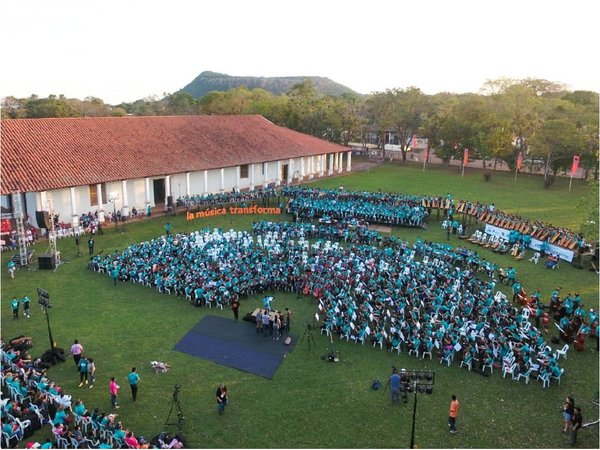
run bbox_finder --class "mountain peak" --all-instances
[181,71,356,98]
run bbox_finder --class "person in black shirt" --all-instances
[216,383,228,415]
[569,406,582,446]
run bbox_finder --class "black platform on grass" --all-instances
[174,315,298,379]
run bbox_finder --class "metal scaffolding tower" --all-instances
[11,190,29,266]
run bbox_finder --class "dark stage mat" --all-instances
[174,315,298,379]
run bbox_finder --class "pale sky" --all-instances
[2,0,598,105]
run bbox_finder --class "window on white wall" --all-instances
[89,184,107,207]
[240,164,249,179]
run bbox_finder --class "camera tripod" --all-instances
[164,384,185,432]
[300,323,317,351]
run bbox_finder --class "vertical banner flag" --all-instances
[424,147,429,161]
[571,155,580,174]
[516,151,523,170]
[463,148,469,165]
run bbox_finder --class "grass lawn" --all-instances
[2,163,598,449]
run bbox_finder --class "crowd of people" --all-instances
[176,187,277,209]
[89,219,597,391]
[0,335,157,449]
[282,186,428,227]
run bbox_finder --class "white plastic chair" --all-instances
[516,367,533,384]
[555,343,569,360]
[529,252,541,264]
[537,371,551,388]
[552,367,565,385]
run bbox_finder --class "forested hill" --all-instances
[180,71,357,97]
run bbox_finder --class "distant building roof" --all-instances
[1,115,347,194]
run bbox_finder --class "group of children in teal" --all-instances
[283,186,428,227]
[88,217,591,386]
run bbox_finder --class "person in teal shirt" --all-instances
[164,222,171,236]
[11,296,19,319]
[111,266,119,286]
[7,260,16,279]
[21,295,31,318]
[128,367,140,402]
[511,281,522,303]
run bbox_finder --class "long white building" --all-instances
[1,115,352,227]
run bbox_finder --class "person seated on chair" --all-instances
[545,253,559,269]
[497,267,507,284]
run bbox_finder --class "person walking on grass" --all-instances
[216,383,228,415]
[569,406,582,446]
[71,340,84,368]
[11,296,19,320]
[22,294,31,318]
[109,377,120,409]
[87,358,96,389]
[128,367,140,403]
[78,355,89,387]
[448,394,460,433]
[232,297,240,320]
[7,260,16,279]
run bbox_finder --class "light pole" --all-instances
[37,287,62,365]
[404,369,435,449]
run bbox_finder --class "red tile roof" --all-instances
[1,115,347,194]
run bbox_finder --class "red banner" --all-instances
[411,134,417,149]
[423,148,429,162]
[516,151,523,170]
[571,155,580,174]
[463,148,469,166]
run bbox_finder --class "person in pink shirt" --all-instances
[70,339,84,368]
[125,431,140,448]
[109,377,120,409]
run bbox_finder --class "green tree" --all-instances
[388,87,426,162]
[365,91,395,159]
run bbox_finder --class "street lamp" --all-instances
[404,369,435,449]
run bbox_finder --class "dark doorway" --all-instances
[153,178,165,205]
[282,164,289,183]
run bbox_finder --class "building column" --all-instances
[220,168,225,191]
[288,158,294,184]
[250,164,255,191]
[96,184,105,222]
[276,161,282,186]
[308,156,313,179]
[300,157,305,180]
[236,166,241,191]
[70,187,78,227]
[144,177,151,207]
[338,152,343,173]
[347,151,352,172]
[328,153,334,175]
[318,155,324,177]
[334,152,339,171]
[186,172,191,197]
[163,176,171,207]
[39,191,48,211]
[203,170,208,194]
[263,162,270,189]
[121,180,129,216]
